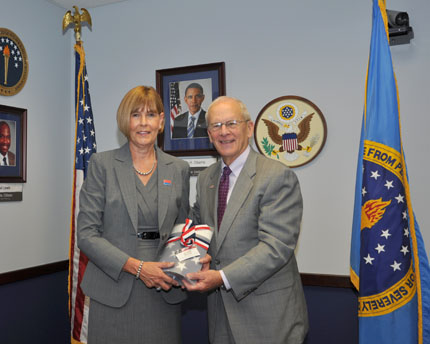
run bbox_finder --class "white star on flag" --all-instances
[375,244,385,254]
[395,194,405,203]
[384,180,394,189]
[176,262,186,271]
[364,254,375,265]
[400,246,409,256]
[381,229,391,239]
[390,261,402,271]
[370,170,381,180]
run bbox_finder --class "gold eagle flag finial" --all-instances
[62,6,92,42]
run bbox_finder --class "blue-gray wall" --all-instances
[1,0,430,277]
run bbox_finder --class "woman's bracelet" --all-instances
[135,260,144,280]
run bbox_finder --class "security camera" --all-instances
[387,10,409,27]
[386,10,414,46]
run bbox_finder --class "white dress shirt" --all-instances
[0,153,10,166]
[188,109,202,135]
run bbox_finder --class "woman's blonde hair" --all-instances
[117,86,165,138]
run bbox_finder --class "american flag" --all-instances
[169,82,181,134]
[159,221,213,287]
[68,42,96,344]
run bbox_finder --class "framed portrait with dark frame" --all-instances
[0,105,27,182]
[156,62,225,156]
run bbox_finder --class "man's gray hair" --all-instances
[206,96,251,124]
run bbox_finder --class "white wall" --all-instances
[1,0,429,275]
[0,0,73,272]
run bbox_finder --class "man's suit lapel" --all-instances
[156,148,174,236]
[8,152,15,166]
[196,110,206,130]
[216,150,257,252]
[114,143,138,233]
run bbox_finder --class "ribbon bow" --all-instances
[166,219,212,250]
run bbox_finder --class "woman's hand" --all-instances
[123,258,178,291]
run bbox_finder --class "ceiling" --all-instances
[46,0,127,9]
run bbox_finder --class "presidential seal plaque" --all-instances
[0,28,29,96]
[254,95,327,168]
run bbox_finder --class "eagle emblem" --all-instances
[62,6,92,42]
[261,102,320,162]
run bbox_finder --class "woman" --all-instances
[78,86,189,343]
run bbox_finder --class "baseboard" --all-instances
[0,260,69,285]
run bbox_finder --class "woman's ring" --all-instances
[156,287,161,291]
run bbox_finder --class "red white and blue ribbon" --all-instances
[166,219,212,250]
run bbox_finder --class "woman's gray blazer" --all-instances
[77,143,190,307]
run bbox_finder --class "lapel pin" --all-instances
[163,179,172,185]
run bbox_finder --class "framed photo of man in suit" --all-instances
[0,104,27,182]
[156,62,225,156]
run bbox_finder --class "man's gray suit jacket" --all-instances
[193,148,308,344]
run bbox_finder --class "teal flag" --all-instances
[350,1,430,343]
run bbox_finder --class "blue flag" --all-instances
[350,1,430,343]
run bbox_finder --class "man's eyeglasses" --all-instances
[208,119,249,132]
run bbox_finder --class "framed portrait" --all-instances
[0,105,27,182]
[254,95,327,168]
[156,62,225,156]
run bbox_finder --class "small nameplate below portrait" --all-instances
[182,156,217,176]
[0,183,23,201]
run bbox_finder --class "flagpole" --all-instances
[63,8,94,344]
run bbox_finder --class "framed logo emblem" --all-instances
[0,28,29,96]
[254,95,327,168]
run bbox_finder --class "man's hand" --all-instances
[183,269,223,292]
[199,254,211,271]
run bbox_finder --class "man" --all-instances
[0,121,15,166]
[172,82,208,138]
[185,96,308,344]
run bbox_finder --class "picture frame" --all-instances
[156,62,225,156]
[254,95,327,168]
[0,105,27,182]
